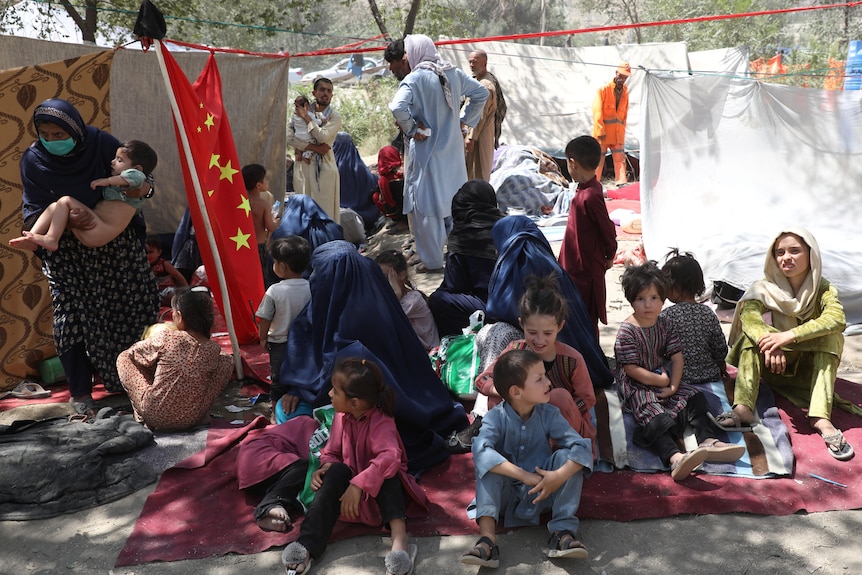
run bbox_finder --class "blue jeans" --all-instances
[475,449,583,534]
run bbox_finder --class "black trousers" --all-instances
[251,459,310,521]
[638,392,713,464]
[297,462,407,559]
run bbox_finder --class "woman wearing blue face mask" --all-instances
[18,98,158,414]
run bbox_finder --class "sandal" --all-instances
[822,430,854,461]
[445,416,483,454]
[548,530,588,559]
[670,447,709,481]
[0,381,51,400]
[698,438,746,463]
[282,542,313,575]
[460,536,499,568]
[385,543,417,575]
[708,411,754,433]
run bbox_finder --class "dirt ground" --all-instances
[2,230,862,575]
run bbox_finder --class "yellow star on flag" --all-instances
[230,228,252,251]
[204,113,215,130]
[207,189,215,197]
[237,195,252,217]
[218,160,239,183]
[209,154,220,169]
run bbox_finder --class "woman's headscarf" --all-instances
[486,215,613,388]
[404,34,455,110]
[332,132,379,229]
[271,194,344,256]
[447,180,503,260]
[728,227,823,343]
[280,240,467,472]
[21,98,120,221]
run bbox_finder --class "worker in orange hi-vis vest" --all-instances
[592,62,631,185]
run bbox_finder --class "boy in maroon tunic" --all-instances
[558,136,618,341]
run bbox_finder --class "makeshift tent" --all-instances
[688,47,750,77]
[438,41,690,155]
[640,72,862,326]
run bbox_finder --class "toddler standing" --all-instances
[615,262,744,481]
[145,234,188,307]
[281,358,426,575]
[255,236,312,423]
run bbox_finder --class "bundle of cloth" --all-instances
[489,146,570,216]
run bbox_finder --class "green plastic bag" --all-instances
[439,333,480,399]
[297,404,335,510]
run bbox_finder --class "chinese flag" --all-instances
[157,42,263,343]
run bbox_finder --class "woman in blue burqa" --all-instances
[276,240,468,472]
[486,215,613,389]
[271,193,343,258]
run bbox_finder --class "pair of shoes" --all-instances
[0,381,51,400]
[698,438,746,463]
[460,536,499,568]
[670,447,710,481]
[384,543,417,575]
[282,542,313,575]
[822,430,855,461]
[548,530,588,559]
[708,411,754,433]
[415,263,443,274]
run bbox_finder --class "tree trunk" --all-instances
[58,0,97,44]
[404,0,421,36]
[366,0,390,39]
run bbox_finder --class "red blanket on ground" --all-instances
[116,378,862,567]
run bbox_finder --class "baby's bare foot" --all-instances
[256,505,291,532]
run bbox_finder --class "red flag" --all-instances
[157,43,263,344]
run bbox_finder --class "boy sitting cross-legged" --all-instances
[461,348,593,568]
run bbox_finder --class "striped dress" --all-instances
[614,316,699,427]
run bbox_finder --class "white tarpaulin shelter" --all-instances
[438,41,690,155]
[640,72,862,325]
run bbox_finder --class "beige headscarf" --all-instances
[728,227,822,344]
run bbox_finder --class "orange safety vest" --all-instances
[592,81,629,143]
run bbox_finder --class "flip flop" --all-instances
[822,430,854,461]
[699,438,746,463]
[670,447,710,481]
[385,543,417,575]
[2,381,51,400]
[708,411,754,433]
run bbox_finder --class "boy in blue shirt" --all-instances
[461,348,593,568]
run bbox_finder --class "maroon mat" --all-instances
[116,379,862,567]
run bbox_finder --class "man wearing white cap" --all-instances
[592,63,631,185]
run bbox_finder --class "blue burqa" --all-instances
[486,216,614,388]
[272,194,343,253]
[332,132,379,229]
[279,240,468,472]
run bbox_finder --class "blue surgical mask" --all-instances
[40,136,77,156]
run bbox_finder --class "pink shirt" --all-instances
[321,407,428,525]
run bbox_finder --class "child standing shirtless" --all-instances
[242,163,280,287]
[10,140,156,252]
[462,348,593,568]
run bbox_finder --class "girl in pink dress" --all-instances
[282,358,426,575]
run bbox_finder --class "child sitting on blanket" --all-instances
[660,249,728,386]
[281,358,426,575]
[462,348,593,567]
[615,262,744,481]
[473,273,597,447]
[117,287,233,431]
